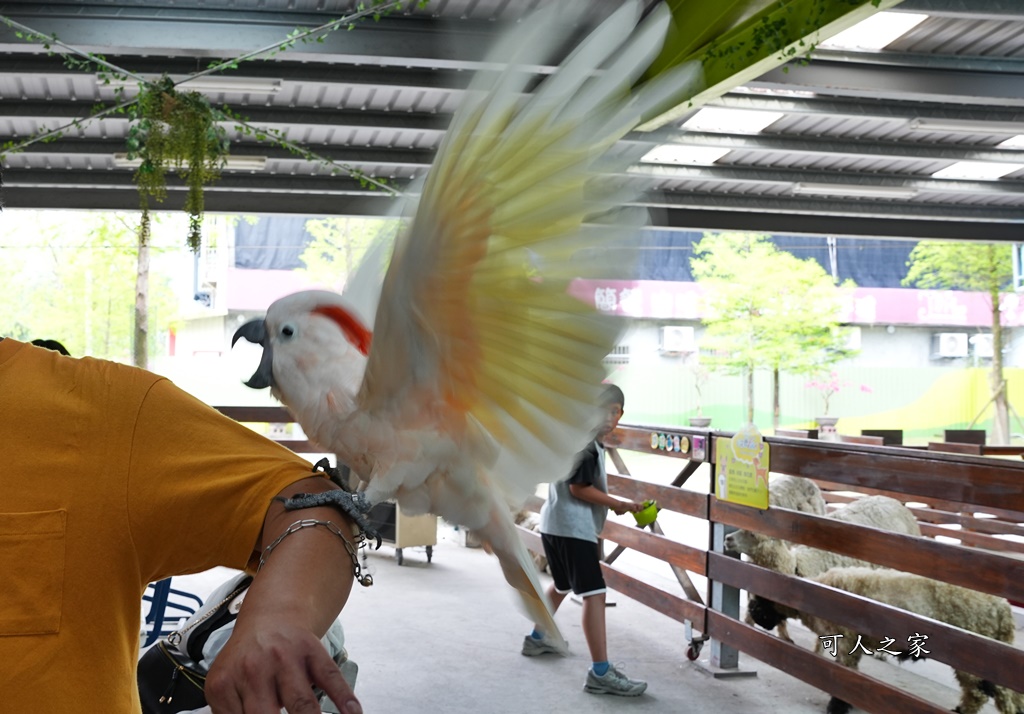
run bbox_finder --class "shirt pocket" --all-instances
[0,510,66,636]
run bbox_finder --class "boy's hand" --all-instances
[612,500,643,516]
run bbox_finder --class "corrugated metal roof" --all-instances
[1,0,1022,241]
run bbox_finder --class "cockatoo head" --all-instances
[231,290,372,408]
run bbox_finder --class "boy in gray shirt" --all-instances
[521,384,647,696]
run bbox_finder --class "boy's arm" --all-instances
[569,483,643,515]
[564,444,642,516]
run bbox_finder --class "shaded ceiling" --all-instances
[1,0,1023,242]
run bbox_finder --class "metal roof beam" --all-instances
[713,92,1024,126]
[809,48,1024,74]
[11,136,1019,198]
[3,137,435,168]
[657,206,1024,241]
[751,60,1024,107]
[632,164,1024,198]
[894,0,1024,21]
[0,9,505,70]
[634,130,1024,166]
[5,180,1012,241]
[5,167,1020,223]
[0,186,395,216]
[2,100,450,133]
[0,55,472,93]
[0,167,411,194]
[646,190,1024,222]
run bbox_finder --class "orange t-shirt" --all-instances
[0,339,316,712]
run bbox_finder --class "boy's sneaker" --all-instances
[521,634,561,657]
[584,664,647,696]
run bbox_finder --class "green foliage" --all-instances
[651,0,877,83]
[0,211,179,360]
[1,2,414,248]
[128,76,229,251]
[690,231,856,376]
[903,241,1014,443]
[902,241,1013,296]
[300,217,400,290]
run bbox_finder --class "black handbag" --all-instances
[136,641,207,713]
[137,574,253,714]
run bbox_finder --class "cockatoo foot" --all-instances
[282,489,382,550]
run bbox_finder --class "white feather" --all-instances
[252,1,705,654]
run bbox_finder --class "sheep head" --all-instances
[724,528,762,555]
[748,595,788,631]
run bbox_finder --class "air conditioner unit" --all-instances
[970,333,994,358]
[932,332,968,358]
[660,326,695,353]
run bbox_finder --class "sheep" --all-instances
[724,475,826,642]
[766,474,828,517]
[725,495,922,643]
[749,567,1024,714]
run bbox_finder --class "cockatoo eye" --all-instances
[281,324,296,339]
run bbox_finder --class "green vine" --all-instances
[127,76,229,251]
[695,0,885,75]
[0,0,419,251]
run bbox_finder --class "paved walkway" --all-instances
[168,520,1023,714]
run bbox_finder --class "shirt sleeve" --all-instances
[126,379,319,582]
[565,441,600,489]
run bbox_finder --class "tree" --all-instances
[903,241,1014,444]
[690,232,857,427]
[0,210,179,361]
[299,217,399,290]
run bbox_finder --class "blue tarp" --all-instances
[235,217,919,289]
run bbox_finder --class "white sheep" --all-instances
[748,567,1024,714]
[725,475,826,642]
[767,474,828,517]
[725,495,922,642]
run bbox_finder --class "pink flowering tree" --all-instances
[806,371,872,416]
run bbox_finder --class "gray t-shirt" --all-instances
[539,440,607,543]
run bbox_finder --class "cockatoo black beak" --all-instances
[231,318,275,390]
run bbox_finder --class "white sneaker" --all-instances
[584,663,647,696]
[521,634,561,657]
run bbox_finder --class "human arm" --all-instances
[204,475,362,714]
[565,443,643,516]
[568,483,643,516]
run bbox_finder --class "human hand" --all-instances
[205,621,361,714]
[612,500,643,516]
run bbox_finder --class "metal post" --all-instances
[709,522,742,670]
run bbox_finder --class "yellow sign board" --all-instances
[715,423,769,509]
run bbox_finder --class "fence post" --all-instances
[708,525,748,670]
[703,446,757,678]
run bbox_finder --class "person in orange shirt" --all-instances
[0,336,365,713]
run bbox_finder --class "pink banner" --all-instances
[569,280,1024,328]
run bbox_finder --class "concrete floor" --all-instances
[166,520,1023,714]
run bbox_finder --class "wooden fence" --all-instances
[215,406,1024,714]
[539,424,1024,714]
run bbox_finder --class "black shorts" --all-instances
[541,533,606,597]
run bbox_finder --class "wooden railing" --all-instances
[214,406,323,454]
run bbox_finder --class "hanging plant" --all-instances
[2,5,411,252]
[126,75,229,251]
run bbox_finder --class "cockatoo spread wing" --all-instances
[356,1,701,503]
[235,1,703,654]
[337,2,703,647]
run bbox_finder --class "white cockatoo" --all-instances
[233,1,703,651]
